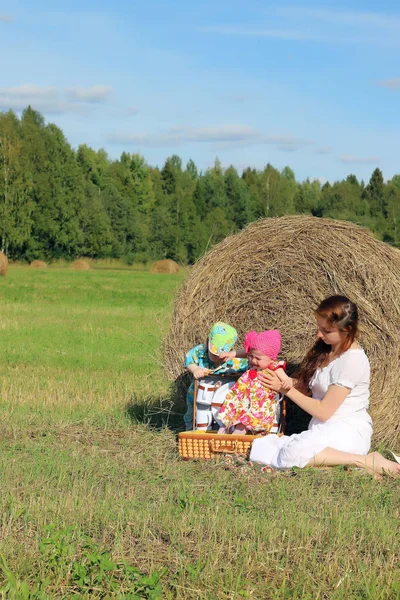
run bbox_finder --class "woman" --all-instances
[250,295,400,479]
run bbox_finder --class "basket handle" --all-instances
[210,439,238,454]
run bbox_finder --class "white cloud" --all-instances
[108,124,313,152]
[376,78,400,90]
[228,94,248,104]
[339,155,380,165]
[202,7,400,47]
[0,14,14,22]
[200,26,330,42]
[0,85,59,112]
[172,124,261,142]
[65,85,113,103]
[0,84,113,115]
[278,7,400,30]
[110,106,140,117]
[125,106,139,116]
[200,25,390,46]
[0,84,57,101]
[316,146,334,154]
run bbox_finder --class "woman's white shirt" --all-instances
[309,348,371,424]
[250,348,373,468]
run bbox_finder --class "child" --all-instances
[217,330,292,434]
[184,322,248,430]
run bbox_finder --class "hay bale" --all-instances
[0,251,8,276]
[164,216,400,446]
[30,260,48,269]
[150,259,180,274]
[71,259,91,271]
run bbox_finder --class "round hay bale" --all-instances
[30,260,48,269]
[0,251,8,276]
[150,259,180,274]
[164,216,400,446]
[71,259,91,271]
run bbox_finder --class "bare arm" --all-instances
[274,367,293,392]
[186,364,210,379]
[259,369,351,421]
[285,384,350,421]
[219,349,247,361]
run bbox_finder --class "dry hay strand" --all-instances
[164,215,400,447]
[150,259,180,274]
[30,260,48,269]
[0,251,8,276]
[71,259,91,271]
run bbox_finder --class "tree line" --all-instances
[1,107,399,263]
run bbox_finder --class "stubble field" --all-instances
[0,266,399,599]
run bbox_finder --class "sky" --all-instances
[1,0,400,183]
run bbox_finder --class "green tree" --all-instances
[19,108,86,259]
[107,153,155,259]
[0,110,33,257]
[317,179,364,220]
[77,145,110,189]
[294,179,321,214]
[383,183,400,245]
[363,168,385,217]
[80,187,114,257]
[242,167,262,221]
[224,166,249,228]
[185,159,198,180]
[159,155,199,262]
[1,105,398,263]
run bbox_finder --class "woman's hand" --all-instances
[258,369,286,393]
[279,377,294,392]
[259,371,351,422]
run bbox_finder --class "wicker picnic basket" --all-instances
[178,373,286,460]
[178,431,263,460]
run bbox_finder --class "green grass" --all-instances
[0,268,183,424]
[0,267,399,599]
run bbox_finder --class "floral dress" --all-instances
[217,361,286,433]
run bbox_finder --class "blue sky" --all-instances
[1,0,400,182]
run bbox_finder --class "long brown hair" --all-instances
[296,295,359,391]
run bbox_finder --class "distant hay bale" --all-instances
[71,259,91,271]
[150,259,180,274]
[164,216,400,446]
[0,251,8,276]
[30,260,48,269]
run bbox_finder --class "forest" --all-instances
[1,106,399,263]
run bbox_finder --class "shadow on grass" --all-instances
[126,373,190,433]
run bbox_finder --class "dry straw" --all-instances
[30,260,48,269]
[150,259,180,274]
[0,251,8,276]
[71,259,91,270]
[164,215,400,447]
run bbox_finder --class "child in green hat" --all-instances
[184,322,247,430]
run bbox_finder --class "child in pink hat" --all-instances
[217,330,292,434]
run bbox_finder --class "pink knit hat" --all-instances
[244,330,281,361]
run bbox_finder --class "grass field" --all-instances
[0,267,399,599]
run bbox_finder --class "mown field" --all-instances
[0,266,399,600]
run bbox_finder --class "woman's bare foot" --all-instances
[361,452,400,480]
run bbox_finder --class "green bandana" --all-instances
[208,322,238,356]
